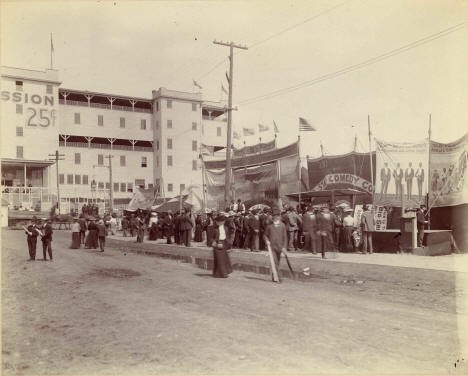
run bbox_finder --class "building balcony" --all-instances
[59,99,152,113]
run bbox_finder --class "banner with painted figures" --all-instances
[232,163,277,203]
[374,139,429,207]
[429,133,468,207]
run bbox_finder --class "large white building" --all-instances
[1,66,228,212]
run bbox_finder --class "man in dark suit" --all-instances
[393,163,404,200]
[380,162,391,198]
[164,211,174,244]
[405,162,415,200]
[415,162,425,201]
[416,204,428,247]
[78,214,87,244]
[25,217,40,261]
[41,218,53,261]
[247,210,260,252]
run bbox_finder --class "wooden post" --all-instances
[368,115,374,205]
[427,114,432,229]
[298,135,302,208]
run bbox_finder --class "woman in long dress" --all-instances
[212,213,233,278]
[194,214,203,242]
[148,213,159,241]
[85,219,99,249]
[341,209,356,252]
[70,218,81,249]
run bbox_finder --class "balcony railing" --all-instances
[59,99,152,113]
[59,141,153,152]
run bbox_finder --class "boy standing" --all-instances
[263,207,288,283]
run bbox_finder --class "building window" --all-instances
[167,155,173,166]
[114,183,119,192]
[135,179,145,188]
[120,155,126,166]
[120,117,125,128]
[75,175,81,185]
[120,183,126,192]
[59,174,65,184]
[156,120,159,129]
[192,140,197,151]
[156,101,159,112]
[141,119,146,130]
[192,160,197,170]
[180,184,185,192]
[192,103,197,111]
[167,119,172,129]
[192,122,197,131]
[98,154,104,165]
[16,104,23,114]
[167,100,172,109]
[98,115,104,126]
[217,127,222,136]
[16,81,23,91]
[105,182,110,189]
[46,84,53,94]
[67,174,73,184]
[156,140,160,150]
[98,182,104,189]
[75,153,81,164]
[83,175,88,185]
[16,127,23,137]
[16,146,23,159]
[156,156,159,167]
[127,182,133,192]
[167,138,172,149]
[141,156,147,168]
[168,183,173,192]
[74,113,80,124]
[155,178,160,189]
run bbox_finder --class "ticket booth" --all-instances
[400,212,417,251]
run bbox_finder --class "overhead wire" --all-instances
[239,21,468,105]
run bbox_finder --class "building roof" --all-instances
[1,65,61,84]
[1,158,55,168]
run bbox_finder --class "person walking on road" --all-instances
[78,214,87,244]
[24,217,40,260]
[96,219,108,252]
[212,213,233,278]
[264,207,288,283]
[70,217,81,249]
[179,209,194,247]
[41,218,54,261]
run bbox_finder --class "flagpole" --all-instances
[200,153,207,212]
[368,115,374,205]
[50,33,53,69]
[427,114,432,229]
[298,135,302,209]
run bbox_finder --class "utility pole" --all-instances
[213,40,247,208]
[48,150,65,214]
[105,155,114,213]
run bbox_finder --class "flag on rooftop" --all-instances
[233,130,241,140]
[243,127,254,136]
[258,124,269,133]
[273,120,279,133]
[299,117,317,132]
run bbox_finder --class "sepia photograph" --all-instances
[1,0,468,374]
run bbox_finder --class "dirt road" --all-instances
[2,229,465,375]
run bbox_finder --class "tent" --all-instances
[153,196,192,213]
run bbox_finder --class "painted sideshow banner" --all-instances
[307,152,375,193]
[375,139,429,207]
[279,154,300,199]
[232,163,277,202]
[429,134,468,207]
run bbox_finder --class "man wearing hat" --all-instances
[247,209,260,252]
[302,205,318,254]
[360,204,375,254]
[78,214,87,244]
[264,207,288,282]
[24,216,40,260]
[317,206,335,258]
[41,218,54,261]
[416,204,428,247]
[96,219,108,252]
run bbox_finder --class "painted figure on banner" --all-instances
[415,162,425,201]
[405,162,414,200]
[380,162,391,198]
[393,163,404,200]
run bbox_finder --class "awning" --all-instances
[1,158,55,168]
[286,188,368,200]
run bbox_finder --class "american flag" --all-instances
[299,117,316,132]
[273,120,279,133]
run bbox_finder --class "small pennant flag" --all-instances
[193,79,202,89]
[221,83,228,95]
[243,127,255,136]
[299,117,317,132]
[273,120,279,133]
[225,71,230,84]
[258,124,270,133]
[233,130,241,140]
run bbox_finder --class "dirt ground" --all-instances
[2,229,467,375]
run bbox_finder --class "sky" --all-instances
[1,0,467,158]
